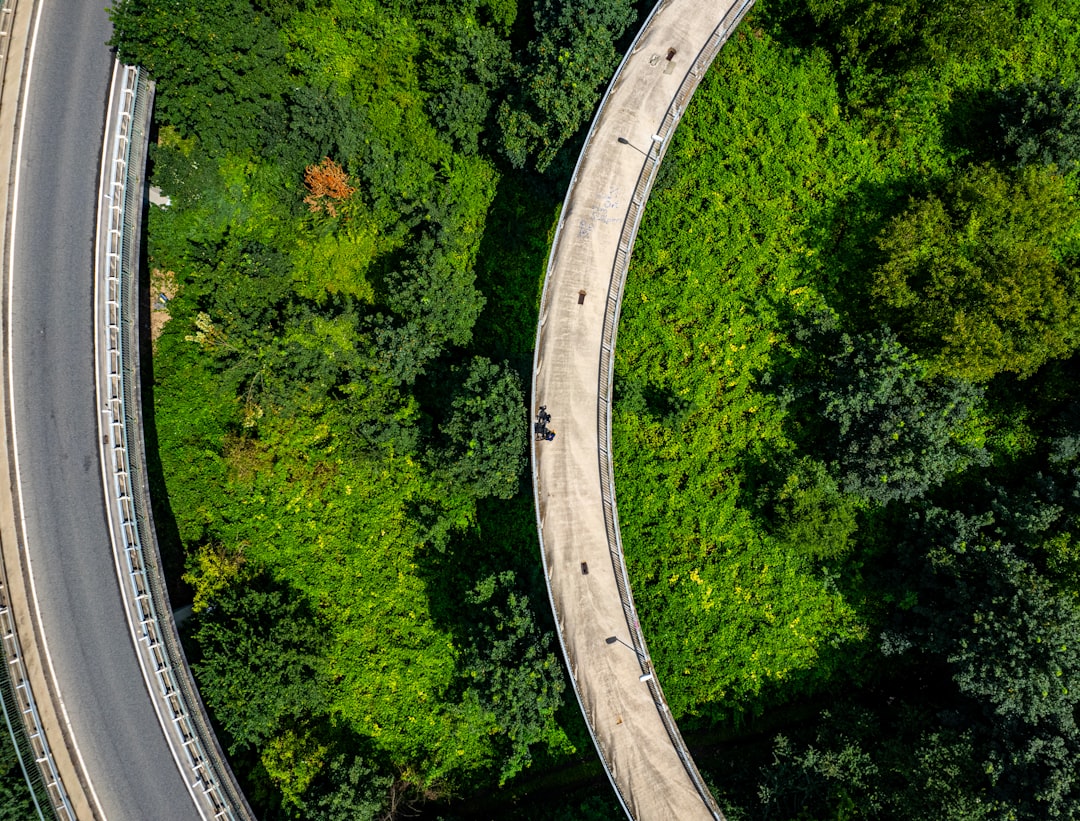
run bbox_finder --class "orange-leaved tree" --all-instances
[303,157,356,217]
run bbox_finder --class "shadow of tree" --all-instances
[138,176,191,606]
[801,175,929,328]
[179,569,401,818]
[939,85,1009,167]
[614,373,695,427]
[470,172,562,361]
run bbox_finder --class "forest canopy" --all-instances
[107,0,640,817]
[91,0,1080,818]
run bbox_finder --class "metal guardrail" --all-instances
[0,581,70,821]
[0,0,73,816]
[528,6,673,818]
[95,61,254,821]
[532,0,755,818]
[597,2,754,816]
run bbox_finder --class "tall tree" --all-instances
[813,329,984,504]
[438,357,527,501]
[891,506,1080,817]
[998,78,1080,171]
[283,750,391,821]
[423,16,513,156]
[189,570,330,756]
[458,571,566,783]
[804,0,1020,74]
[497,0,636,171]
[109,0,288,154]
[872,164,1080,382]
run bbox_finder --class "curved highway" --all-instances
[6,2,205,818]
[531,0,751,818]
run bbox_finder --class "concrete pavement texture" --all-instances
[0,0,100,816]
[532,1,752,819]
[4,2,207,818]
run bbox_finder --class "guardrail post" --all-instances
[93,61,255,821]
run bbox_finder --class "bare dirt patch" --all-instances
[150,268,179,350]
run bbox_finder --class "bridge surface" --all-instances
[531,0,751,818]
[0,2,209,818]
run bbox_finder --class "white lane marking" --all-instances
[7,1,107,817]
[94,62,212,821]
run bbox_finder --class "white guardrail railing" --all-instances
[531,0,755,818]
[0,586,72,820]
[95,61,254,821]
[0,0,75,816]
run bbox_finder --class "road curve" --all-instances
[6,2,204,818]
[531,1,752,818]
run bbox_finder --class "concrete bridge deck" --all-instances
[530,0,753,818]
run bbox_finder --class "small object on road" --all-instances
[535,407,555,440]
[581,562,589,575]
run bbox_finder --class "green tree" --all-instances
[0,735,34,821]
[438,357,527,500]
[998,78,1080,171]
[193,237,295,343]
[772,457,861,559]
[497,0,636,171]
[109,0,288,155]
[949,575,1080,733]
[283,750,391,821]
[368,314,445,387]
[189,570,330,755]
[755,729,882,818]
[872,164,1080,382]
[749,707,998,820]
[893,507,1080,817]
[813,329,984,504]
[804,0,1020,74]
[459,571,566,783]
[279,84,365,175]
[383,231,488,358]
[423,16,512,155]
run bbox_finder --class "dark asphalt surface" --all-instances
[10,3,202,818]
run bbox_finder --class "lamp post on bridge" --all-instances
[606,635,654,682]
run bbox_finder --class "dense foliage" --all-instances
[614,0,1080,817]
[999,78,1080,170]
[109,0,640,816]
[497,0,636,170]
[97,0,1080,817]
[872,164,1080,381]
[0,736,35,820]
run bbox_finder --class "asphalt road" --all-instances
[8,2,202,818]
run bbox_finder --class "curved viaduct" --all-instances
[530,0,753,818]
